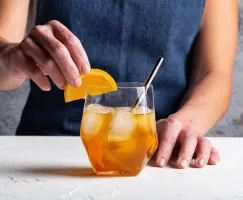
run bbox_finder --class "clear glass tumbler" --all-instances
[80,83,158,176]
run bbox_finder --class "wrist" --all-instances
[0,42,25,91]
[169,104,211,136]
[0,42,18,74]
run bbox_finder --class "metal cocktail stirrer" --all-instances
[131,56,164,110]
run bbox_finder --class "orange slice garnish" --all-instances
[64,69,117,103]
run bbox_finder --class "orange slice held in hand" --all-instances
[64,69,118,103]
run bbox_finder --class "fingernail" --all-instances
[85,64,91,73]
[198,159,205,166]
[211,159,217,165]
[159,158,166,167]
[81,64,90,74]
[179,159,188,168]
[72,78,82,87]
[43,86,51,91]
[87,64,91,72]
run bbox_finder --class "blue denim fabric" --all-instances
[16,0,205,136]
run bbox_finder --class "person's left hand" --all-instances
[155,116,220,169]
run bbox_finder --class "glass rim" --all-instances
[115,82,153,89]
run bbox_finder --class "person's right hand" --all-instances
[5,20,90,91]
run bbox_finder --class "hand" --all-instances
[155,116,220,169]
[4,20,90,91]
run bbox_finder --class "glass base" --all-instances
[95,171,139,177]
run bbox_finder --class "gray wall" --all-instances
[0,81,29,135]
[0,2,243,136]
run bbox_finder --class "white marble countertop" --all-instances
[0,136,242,200]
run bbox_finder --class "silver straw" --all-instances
[132,56,164,109]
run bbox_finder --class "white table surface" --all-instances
[0,136,242,200]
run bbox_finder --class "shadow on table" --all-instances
[9,166,100,178]
[7,166,138,178]
[2,145,197,178]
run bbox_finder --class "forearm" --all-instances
[173,71,232,135]
[0,38,25,90]
[0,0,29,42]
[0,0,30,90]
[171,0,238,135]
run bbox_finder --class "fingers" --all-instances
[29,24,81,87]
[10,21,90,91]
[194,137,212,168]
[20,37,66,90]
[48,20,90,74]
[156,115,220,169]
[17,20,90,90]
[209,147,220,165]
[13,48,50,91]
[156,118,182,168]
[177,131,197,168]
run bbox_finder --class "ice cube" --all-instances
[81,104,114,139]
[132,106,148,114]
[81,111,103,137]
[86,104,111,114]
[108,111,136,142]
[116,107,131,112]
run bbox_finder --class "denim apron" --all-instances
[16,0,205,136]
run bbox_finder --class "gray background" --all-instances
[0,1,243,136]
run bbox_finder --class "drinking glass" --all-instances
[80,82,158,176]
